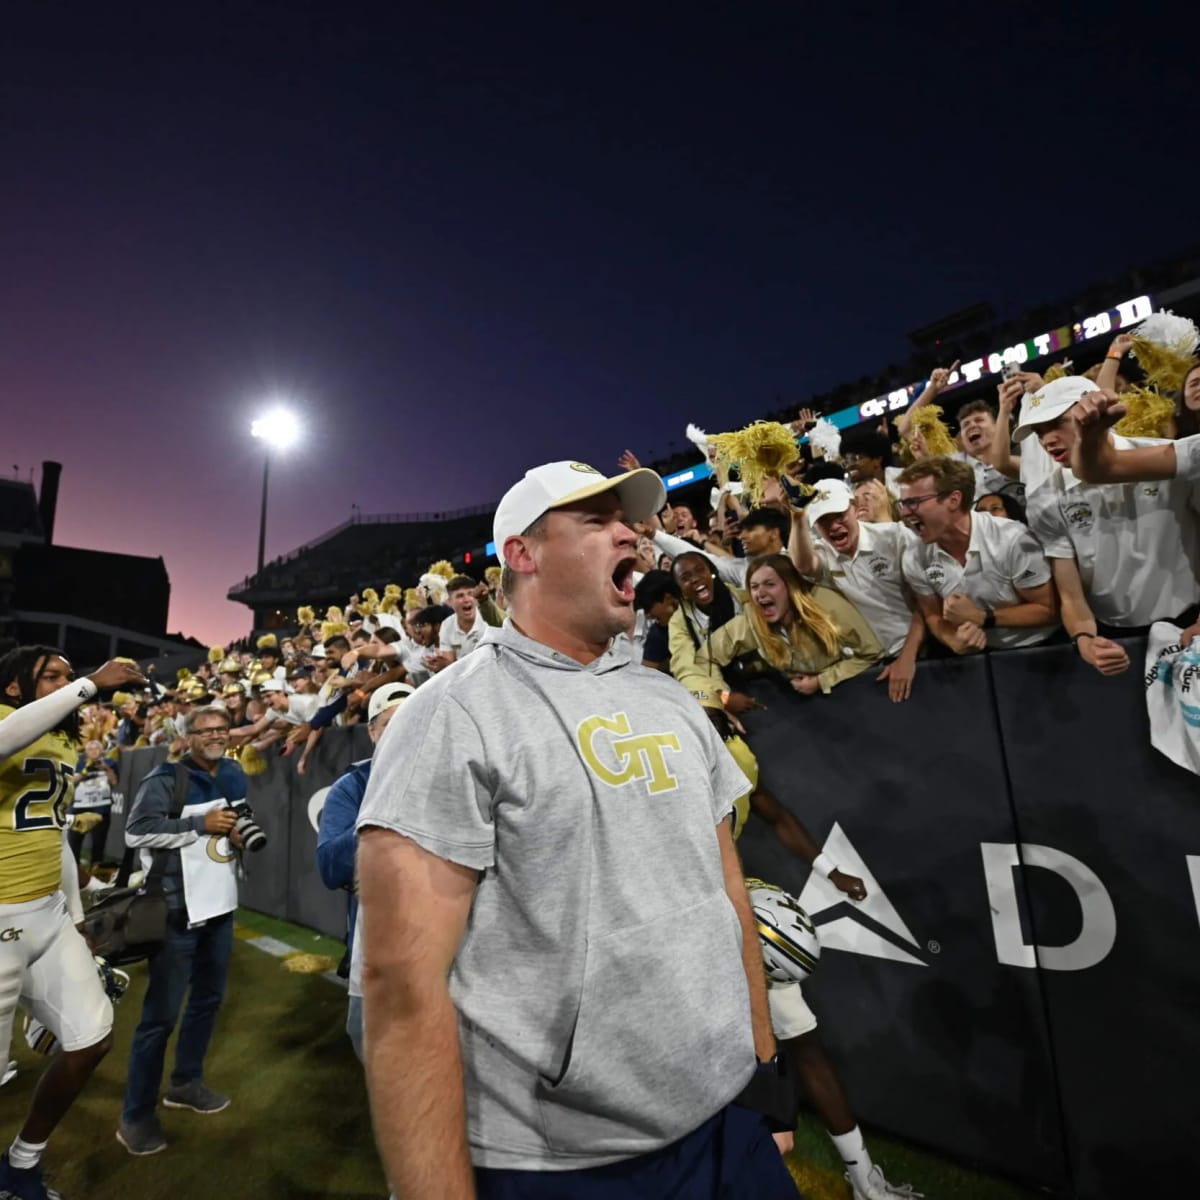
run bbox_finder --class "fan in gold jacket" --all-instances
[672,554,881,707]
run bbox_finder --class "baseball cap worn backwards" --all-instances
[493,461,667,553]
[1013,377,1101,442]
[367,682,414,723]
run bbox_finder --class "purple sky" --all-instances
[4,4,1194,645]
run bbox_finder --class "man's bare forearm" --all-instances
[994,601,1056,628]
[926,614,959,651]
[364,981,475,1200]
[787,512,819,578]
[1076,436,1176,484]
[719,838,774,1061]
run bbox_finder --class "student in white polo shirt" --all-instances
[430,575,491,671]
[897,456,1058,654]
[1014,377,1200,663]
[786,480,925,702]
[899,363,1017,500]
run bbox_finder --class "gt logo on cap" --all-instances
[569,463,602,475]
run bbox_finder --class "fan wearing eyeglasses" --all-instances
[897,456,1059,655]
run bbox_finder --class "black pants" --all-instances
[68,809,112,864]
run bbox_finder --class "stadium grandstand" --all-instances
[227,246,1200,630]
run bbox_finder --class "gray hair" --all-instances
[181,705,232,736]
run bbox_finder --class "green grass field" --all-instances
[0,910,1043,1199]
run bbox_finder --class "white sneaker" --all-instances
[0,1060,16,1086]
[848,1164,925,1200]
[83,875,114,893]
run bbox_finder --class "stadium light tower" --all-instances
[250,406,301,574]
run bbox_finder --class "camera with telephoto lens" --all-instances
[226,800,267,853]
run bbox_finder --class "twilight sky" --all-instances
[3,3,1193,645]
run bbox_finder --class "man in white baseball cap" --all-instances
[787,478,925,701]
[365,681,413,724]
[1012,376,1103,445]
[356,459,794,1198]
[1017,378,1200,666]
[492,460,666,559]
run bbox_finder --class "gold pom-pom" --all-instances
[485,566,502,587]
[902,405,957,462]
[238,744,267,776]
[404,588,424,610]
[1112,386,1176,439]
[175,667,192,683]
[111,691,133,707]
[379,595,399,615]
[383,583,401,598]
[1043,360,1073,384]
[707,422,800,504]
[320,620,350,642]
[1131,338,1196,396]
[207,645,224,664]
[362,587,379,605]
[426,560,456,580]
[256,633,279,651]
[281,952,337,975]
[297,605,315,626]
[357,596,378,616]
[325,606,344,624]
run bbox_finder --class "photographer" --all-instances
[118,706,249,1157]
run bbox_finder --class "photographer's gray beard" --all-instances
[196,744,226,762]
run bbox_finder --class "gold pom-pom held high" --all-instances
[707,421,800,505]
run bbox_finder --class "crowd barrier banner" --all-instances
[736,657,1069,1192]
[113,744,167,861]
[989,643,1200,1200]
[237,745,294,923]
[107,638,1197,1198]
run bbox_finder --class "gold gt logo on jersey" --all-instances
[0,927,22,942]
[576,712,682,795]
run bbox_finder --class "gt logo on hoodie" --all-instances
[576,712,682,795]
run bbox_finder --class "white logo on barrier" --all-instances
[981,843,1117,971]
[798,823,926,967]
[307,786,332,834]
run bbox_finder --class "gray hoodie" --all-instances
[357,622,756,1170]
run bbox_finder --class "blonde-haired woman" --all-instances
[707,554,881,697]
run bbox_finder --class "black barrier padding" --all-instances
[285,726,369,940]
[240,745,293,921]
[114,745,169,867]
[991,640,1200,1200]
[736,656,1069,1190]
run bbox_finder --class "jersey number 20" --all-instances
[15,757,73,831]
